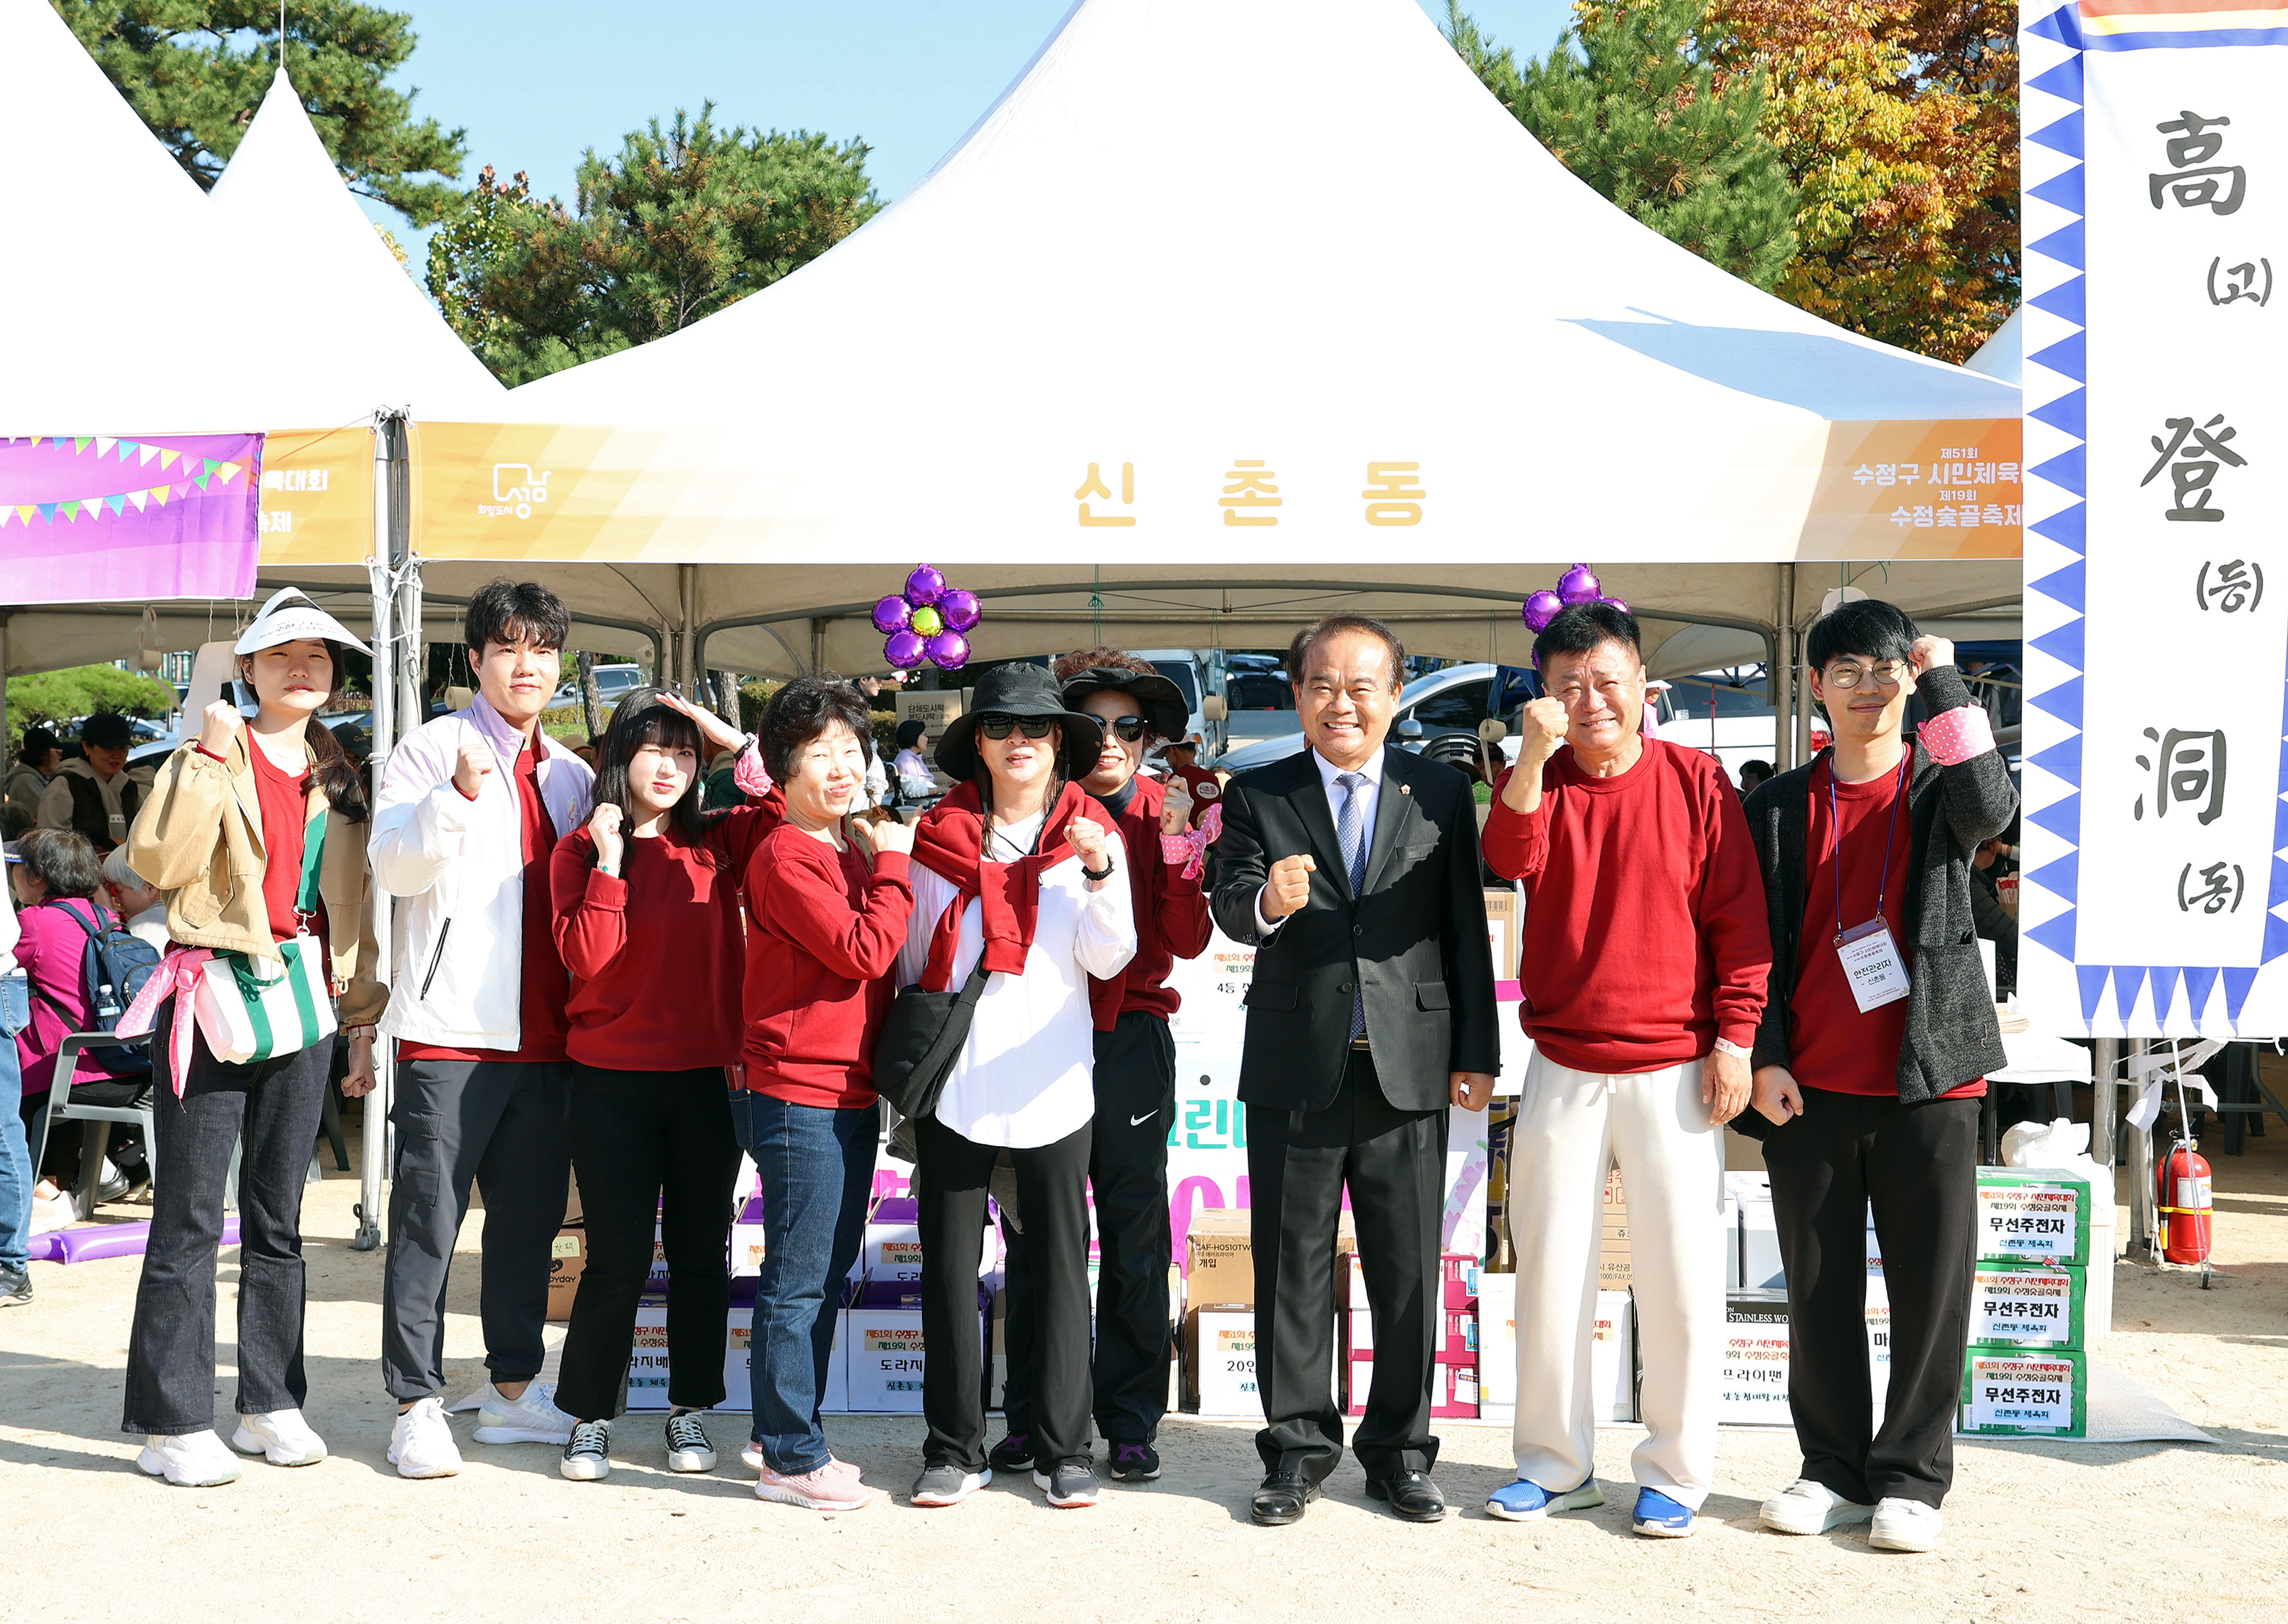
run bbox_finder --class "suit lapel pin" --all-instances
[1401,784,1412,795]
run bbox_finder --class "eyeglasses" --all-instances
[1824,660,1908,690]
[1107,717,1148,742]
[978,716,1056,740]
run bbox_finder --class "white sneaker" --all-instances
[231,1408,327,1466]
[1870,1497,1944,1552]
[472,1381,576,1445]
[29,1192,76,1234]
[1759,1477,1875,1535]
[388,1396,463,1479]
[136,1429,243,1487]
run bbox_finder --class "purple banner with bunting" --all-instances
[0,432,263,605]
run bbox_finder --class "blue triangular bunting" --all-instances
[2028,853,2080,905]
[2113,966,2147,1023]
[2030,329,2087,382]
[2266,914,2288,965]
[2271,856,2288,906]
[2030,110,2085,159]
[2028,3,2085,47]
[2030,560,2085,614]
[2030,388,2087,440]
[2077,962,2109,1023]
[2028,56,2085,104]
[2030,164,2085,214]
[2028,734,2082,784]
[2030,218,2086,272]
[2030,617,2086,672]
[2151,967,2180,1028]
[2185,964,2220,1025]
[2032,445,2087,497]
[2030,675,2084,729]
[2225,967,2260,1027]
[2030,275,2087,327]
[2030,908,2080,963]
[2030,792,2081,846]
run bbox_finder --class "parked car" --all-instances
[550,662,649,710]
[1129,649,1229,760]
[1215,662,1520,776]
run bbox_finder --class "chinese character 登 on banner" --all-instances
[2020,0,2288,1034]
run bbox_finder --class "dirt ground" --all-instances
[3,1104,2284,1624]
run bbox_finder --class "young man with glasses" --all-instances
[1738,597,2016,1555]
[980,652,1212,1486]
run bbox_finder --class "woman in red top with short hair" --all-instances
[546,689,778,1484]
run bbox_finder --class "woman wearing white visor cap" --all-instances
[113,588,388,1486]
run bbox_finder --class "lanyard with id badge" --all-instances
[1830,756,1912,1013]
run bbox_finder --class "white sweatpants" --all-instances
[1509,1051,1726,1507]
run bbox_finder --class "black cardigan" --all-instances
[1738,665,2018,1118]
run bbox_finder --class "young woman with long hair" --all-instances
[117,589,386,1487]
[547,686,779,1482]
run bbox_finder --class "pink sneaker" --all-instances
[756,1463,873,1511]
[825,1456,862,1480]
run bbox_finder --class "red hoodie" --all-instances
[1482,737,1771,1074]
[1087,773,1214,1031]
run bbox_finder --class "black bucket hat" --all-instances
[935,664,1106,782]
[1059,664,1190,743]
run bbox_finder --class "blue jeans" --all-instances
[0,974,31,1272]
[730,1090,876,1475]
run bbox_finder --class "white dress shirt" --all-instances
[1254,747,1386,935]
[897,808,1138,1148]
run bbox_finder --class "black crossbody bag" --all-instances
[870,955,992,1121]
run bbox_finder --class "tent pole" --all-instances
[1774,566,1796,771]
[679,564,699,696]
[353,416,401,1253]
[1,614,11,770]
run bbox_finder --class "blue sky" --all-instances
[356,1,1574,260]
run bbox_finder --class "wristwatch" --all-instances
[1712,1038,1751,1061]
[1081,861,1115,882]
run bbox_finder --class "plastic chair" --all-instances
[41,1033,159,1217]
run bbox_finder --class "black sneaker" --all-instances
[558,1419,611,1482]
[0,1263,28,1307]
[911,1463,991,1507]
[1107,1440,1161,1482]
[1034,1460,1102,1508]
[987,1431,1034,1472]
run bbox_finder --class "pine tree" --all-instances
[1446,0,1799,291]
[53,0,467,223]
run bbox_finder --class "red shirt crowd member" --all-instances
[1480,600,1769,1539]
[1160,740,1220,829]
[1739,600,2016,1554]
[547,691,783,1483]
[978,652,1214,1487]
[735,676,917,1512]
[366,581,594,1479]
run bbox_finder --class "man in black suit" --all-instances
[1210,615,1498,1525]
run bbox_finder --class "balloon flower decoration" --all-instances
[1522,562,1628,632]
[873,565,980,671]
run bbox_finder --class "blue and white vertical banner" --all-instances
[2020,0,2288,1037]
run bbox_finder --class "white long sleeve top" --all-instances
[896,809,1138,1148]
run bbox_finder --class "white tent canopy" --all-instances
[495,0,2018,563]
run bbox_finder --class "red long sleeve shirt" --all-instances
[1087,773,1214,1031]
[549,802,779,1073]
[740,822,915,1110]
[1483,737,1771,1074]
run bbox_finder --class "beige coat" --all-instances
[127,736,388,1029]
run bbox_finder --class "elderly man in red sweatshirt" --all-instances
[985,649,1214,1486]
[1481,601,1771,1539]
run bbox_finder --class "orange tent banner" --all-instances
[254,425,374,568]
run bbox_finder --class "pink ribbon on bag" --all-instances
[114,946,214,1097]
[732,738,775,800]
[1160,800,1224,878]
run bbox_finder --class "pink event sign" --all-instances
[0,432,263,604]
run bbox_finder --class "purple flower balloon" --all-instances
[1522,589,1564,632]
[925,629,971,670]
[884,629,927,669]
[1558,563,1602,605]
[904,563,947,607]
[872,595,912,636]
[1598,595,1630,616]
[938,588,981,632]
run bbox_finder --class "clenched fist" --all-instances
[1909,634,1956,677]
[453,738,497,800]
[853,812,915,859]
[588,801,625,874]
[1160,782,1195,836]
[196,699,243,758]
[1069,814,1111,874]
[1515,696,1569,763]
[1262,852,1317,920]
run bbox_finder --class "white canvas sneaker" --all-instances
[1759,1478,1875,1535]
[136,1429,243,1487]
[472,1382,576,1445]
[231,1408,327,1466]
[1870,1497,1944,1552]
[388,1396,463,1479]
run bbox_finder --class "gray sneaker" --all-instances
[0,1263,30,1307]
[1034,1460,1102,1508]
[910,1463,991,1507]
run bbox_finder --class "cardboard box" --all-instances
[1189,1308,1261,1417]
[1974,1170,2092,1266]
[1739,1199,1784,1291]
[1478,1273,1518,1407]
[625,1300,672,1408]
[1344,1352,1375,1418]
[1590,1290,1637,1424]
[1483,887,1519,982]
[1959,1348,2087,1437]
[1441,1253,1480,1309]
[1969,1262,2087,1351]
[1600,1168,1632,1292]
[730,1195,766,1280]
[546,1225,586,1322]
[1186,1210,1254,1310]
[1441,1307,1478,1359]
[845,1308,931,1413]
[1346,1307,1375,1357]
[1716,1290,1794,1427]
[1436,1360,1480,1419]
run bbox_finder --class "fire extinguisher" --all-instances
[2157,1131,2213,1268]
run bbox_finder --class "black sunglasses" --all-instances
[978,715,1056,741]
[1106,716,1148,741]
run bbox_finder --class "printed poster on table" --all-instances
[2020,0,2288,1035]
